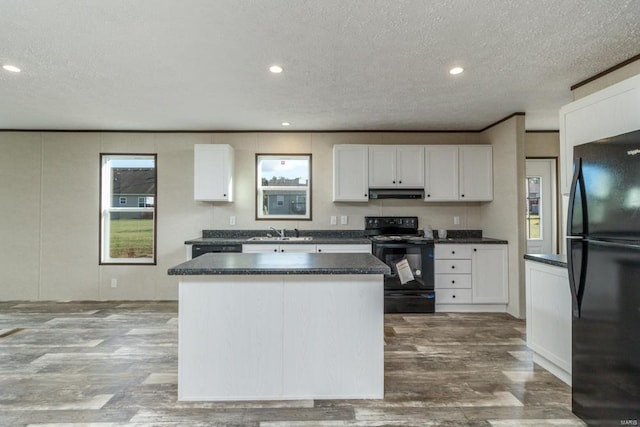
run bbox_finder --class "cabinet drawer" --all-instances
[435,274,471,289]
[434,259,472,274]
[436,289,472,304]
[435,244,472,259]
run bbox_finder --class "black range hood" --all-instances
[368,188,425,199]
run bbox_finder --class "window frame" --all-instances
[255,153,312,220]
[99,153,157,265]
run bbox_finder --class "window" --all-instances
[525,176,542,240]
[256,154,311,220]
[100,154,157,264]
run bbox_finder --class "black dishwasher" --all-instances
[192,243,242,258]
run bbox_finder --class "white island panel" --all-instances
[525,260,572,385]
[178,276,284,400]
[178,273,384,401]
[283,275,384,399]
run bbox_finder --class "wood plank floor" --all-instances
[0,301,585,426]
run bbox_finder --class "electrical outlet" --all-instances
[229,215,236,225]
[111,278,118,288]
[453,216,460,225]
[340,215,348,225]
[330,215,337,225]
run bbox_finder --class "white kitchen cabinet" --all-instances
[194,144,234,202]
[424,145,459,201]
[243,243,369,254]
[333,145,369,202]
[434,244,473,304]
[559,73,640,195]
[242,244,316,253]
[459,145,493,201]
[525,260,571,385]
[471,245,508,304]
[315,244,371,253]
[435,243,508,310]
[368,145,424,188]
[424,145,492,202]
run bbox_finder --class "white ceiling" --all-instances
[1,1,639,132]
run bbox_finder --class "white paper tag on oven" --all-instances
[395,258,414,284]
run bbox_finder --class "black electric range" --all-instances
[365,216,435,313]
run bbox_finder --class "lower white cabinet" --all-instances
[525,260,572,385]
[243,243,371,254]
[243,244,316,253]
[434,243,508,311]
[315,244,371,253]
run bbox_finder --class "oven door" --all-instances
[372,242,434,291]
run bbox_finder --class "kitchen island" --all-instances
[168,252,390,401]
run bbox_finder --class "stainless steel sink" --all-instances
[247,236,313,241]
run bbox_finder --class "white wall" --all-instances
[1,130,501,301]
[480,116,526,318]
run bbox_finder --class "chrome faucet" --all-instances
[270,227,286,238]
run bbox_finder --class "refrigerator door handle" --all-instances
[567,241,581,318]
[566,157,589,237]
[567,157,588,318]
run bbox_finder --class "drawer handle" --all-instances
[451,265,455,269]
[274,249,278,252]
[451,280,455,284]
[451,251,455,254]
[452,294,456,298]
[474,248,477,252]
[318,249,322,252]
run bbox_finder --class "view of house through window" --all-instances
[525,176,542,240]
[256,154,311,220]
[100,154,156,264]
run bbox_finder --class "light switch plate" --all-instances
[229,215,236,225]
[330,215,337,225]
[453,216,460,225]
[340,215,348,225]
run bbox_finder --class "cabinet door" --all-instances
[424,145,459,201]
[396,146,424,187]
[194,144,233,201]
[333,145,369,201]
[316,244,371,253]
[242,244,280,253]
[459,145,493,201]
[280,244,316,253]
[368,146,397,188]
[471,245,508,303]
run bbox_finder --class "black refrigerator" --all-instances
[567,129,640,426]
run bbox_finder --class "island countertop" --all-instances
[168,252,391,275]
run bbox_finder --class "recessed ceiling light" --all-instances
[2,65,21,73]
[269,65,283,74]
[281,122,291,126]
[449,67,464,75]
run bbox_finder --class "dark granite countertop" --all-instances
[524,254,567,268]
[168,252,391,275]
[434,237,508,244]
[184,230,507,246]
[185,237,373,245]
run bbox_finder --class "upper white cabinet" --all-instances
[333,145,369,202]
[424,145,459,201]
[559,73,640,194]
[424,145,493,201]
[194,144,234,202]
[368,145,424,188]
[459,145,493,201]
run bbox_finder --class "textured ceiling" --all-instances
[1,0,639,131]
